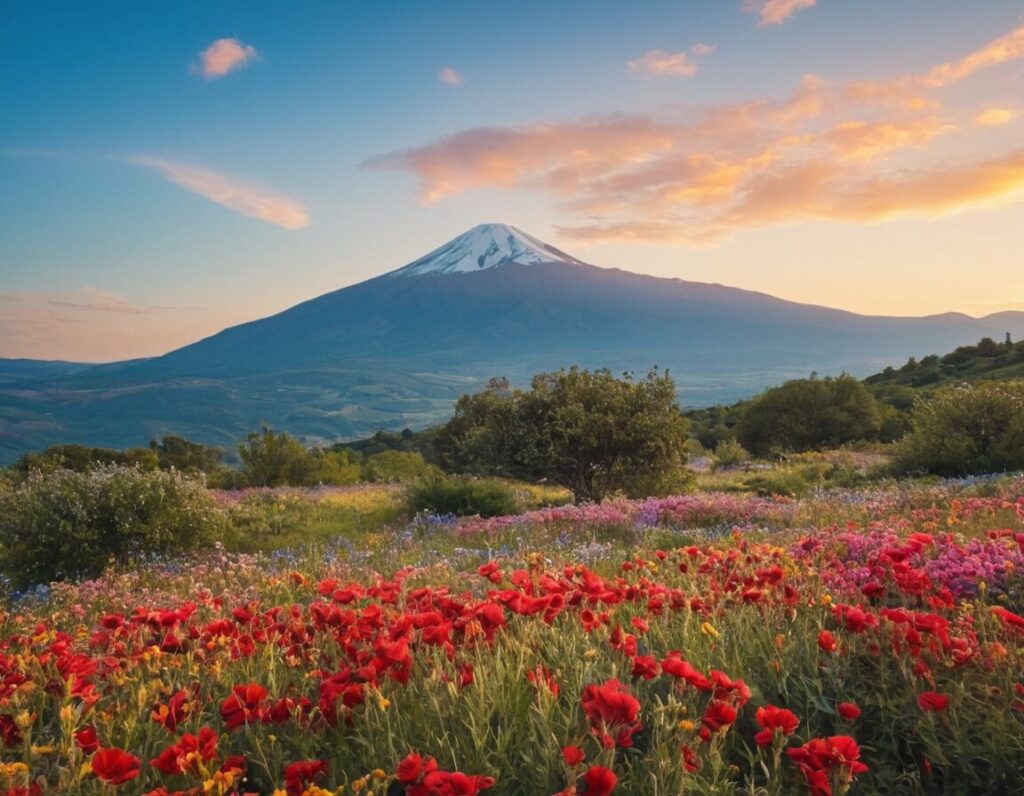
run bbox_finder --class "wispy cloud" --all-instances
[438,67,465,85]
[0,291,242,361]
[743,0,816,26]
[192,37,260,80]
[131,155,310,230]
[628,44,715,78]
[369,24,1024,245]
[976,107,1019,126]
[49,288,152,315]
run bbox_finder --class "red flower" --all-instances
[581,679,642,749]
[284,759,328,796]
[150,727,219,776]
[992,606,1024,632]
[917,691,949,713]
[817,630,838,654]
[630,655,659,680]
[396,753,436,784]
[219,683,268,730]
[787,736,868,796]
[753,704,800,747]
[74,726,99,753]
[582,765,618,796]
[681,744,701,773]
[562,745,585,767]
[700,700,738,740]
[837,702,861,721]
[661,652,712,691]
[92,748,142,786]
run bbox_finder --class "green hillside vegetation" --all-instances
[687,335,1024,455]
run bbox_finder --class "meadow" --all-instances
[2,475,1024,795]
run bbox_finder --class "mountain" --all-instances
[2,223,1023,464]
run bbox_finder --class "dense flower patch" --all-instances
[0,481,1022,793]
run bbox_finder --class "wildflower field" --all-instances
[3,477,1024,795]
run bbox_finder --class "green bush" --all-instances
[736,375,882,456]
[407,475,519,518]
[895,381,1024,476]
[711,438,749,470]
[239,427,319,487]
[0,465,223,589]
[363,450,436,483]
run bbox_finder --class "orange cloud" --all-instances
[628,44,714,78]
[925,24,1024,86]
[193,37,260,79]
[438,67,465,85]
[131,155,310,230]
[976,107,1018,126]
[743,0,816,26]
[371,23,1024,244]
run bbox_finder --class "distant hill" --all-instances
[865,336,1024,390]
[2,223,1023,465]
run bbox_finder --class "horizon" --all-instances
[3,1,1024,361]
[5,218,1023,367]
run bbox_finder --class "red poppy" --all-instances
[817,630,838,653]
[92,748,142,786]
[219,683,268,729]
[753,704,800,747]
[681,744,701,773]
[284,759,328,796]
[562,745,585,766]
[582,765,618,796]
[838,701,861,721]
[917,691,950,713]
[74,725,99,753]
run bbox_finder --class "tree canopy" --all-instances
[438,368,690,503]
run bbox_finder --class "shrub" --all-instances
[0,465,223,589]
[711,439,749,470]
[895,381,1024,476]
[407,475,519,518]
[239,427,318,487]
[363,450,436,483]
[736,375,882,456]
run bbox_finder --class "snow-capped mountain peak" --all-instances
[390,223,588,277]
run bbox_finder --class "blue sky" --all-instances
[2,1,1024,360]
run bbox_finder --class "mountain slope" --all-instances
[2,224,1023,463]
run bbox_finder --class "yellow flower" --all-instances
[372,769,387,780]
[701,621,720,639]
[678,719,696,732]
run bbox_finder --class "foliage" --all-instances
[238,427,319,487]
[711,438,749,470]
[439,368,691,503]
[11,443,159,474]
[736,375,882,456]
[363,450,437,483]
[333,426,441,464]
[895,380,1024,476]
[149,435,225,474]
[0,465,222,589]
[313,449,362,486]
[406,475,519,518]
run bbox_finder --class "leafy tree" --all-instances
[150,435,224,474]
[238,427,318,487]
[362,450,435,483]
[439,368,690,503]
[736,375,882,456]
[895,381,1024,476]
[314,449,362,485]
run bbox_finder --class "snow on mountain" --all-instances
[390,223,588,276]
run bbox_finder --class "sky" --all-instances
[2,0,1024,362]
